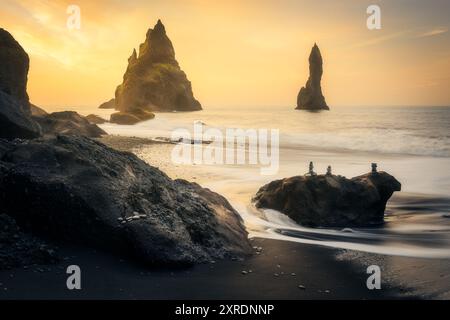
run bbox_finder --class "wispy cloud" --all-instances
[351,31,409,48]
[351,26,449,49]
[416,27,448,38]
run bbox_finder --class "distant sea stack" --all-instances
[296,43,329,111]
[109,19,201,124]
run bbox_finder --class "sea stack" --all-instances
[296,43,329,111]
[110,20,201,124]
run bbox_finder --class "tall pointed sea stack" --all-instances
[296,43,329,111]
[111,20,201,124]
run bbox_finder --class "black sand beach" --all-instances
[1,3,449,304]
[1,133,449,301]
[1,130,449,301]
[0,238,401,300]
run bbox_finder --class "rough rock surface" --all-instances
[253,172,401,227]
[113,19,201,121]
[110,110,155,125]
[30,104,48,117]
[296,44,329,111]
[0,28,29,103]
[0,91,41,139]
[0,214,58,270]
[86,114,108,124]
[0,29,40,139]
[98,98,115,109]
[0,135,251,266]
[34,111,106,138]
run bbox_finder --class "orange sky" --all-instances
[1,0,449,109]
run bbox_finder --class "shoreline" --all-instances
[1,236,448,299]
[1,134,449,299]
[97,134,449,299]
[0,238,404,300]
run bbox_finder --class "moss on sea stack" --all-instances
[110,20,201,124]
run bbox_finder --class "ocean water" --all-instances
[99,105,450,156]
[96,105,450,258]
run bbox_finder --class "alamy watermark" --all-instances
[171,122,279,175]
[367,5,381,30]
[66,4,81,30]
[66,265,81,290]
[366,265,381,290]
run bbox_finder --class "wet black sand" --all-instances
[0,238,405,300]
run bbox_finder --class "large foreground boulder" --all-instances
[33,111,106,138]
[112,19,201,123]
[0,29,40,139]
[0,135,251,265]
[253,171,401,227]
[0,214,58,270]
[0,91,40,139]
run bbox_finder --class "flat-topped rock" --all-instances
[253,171,401,227]
[110,110,155,125]
[33,111,106,137]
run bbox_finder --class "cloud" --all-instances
[351,31,408,48]
[416,27,448,38]
[351,26,449,49]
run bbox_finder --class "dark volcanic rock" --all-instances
[253,172,401,227]
[0,28,29,103]
[30,103,48,117]
[0,29,40,139]
[0,135,251,266]
[34,111,106,138]
[98,98,115,109]
[296,43,329,111]
[0,214,58,270]
[0,91,41,139]
[86,114,108,124]
[113,19,201,121]
[110,110,155,125]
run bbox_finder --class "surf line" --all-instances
[171,121,280,175]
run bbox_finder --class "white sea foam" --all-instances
[100,105,450,158]
[98,105,450,257]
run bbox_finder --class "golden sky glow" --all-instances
[1,0,450,109]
